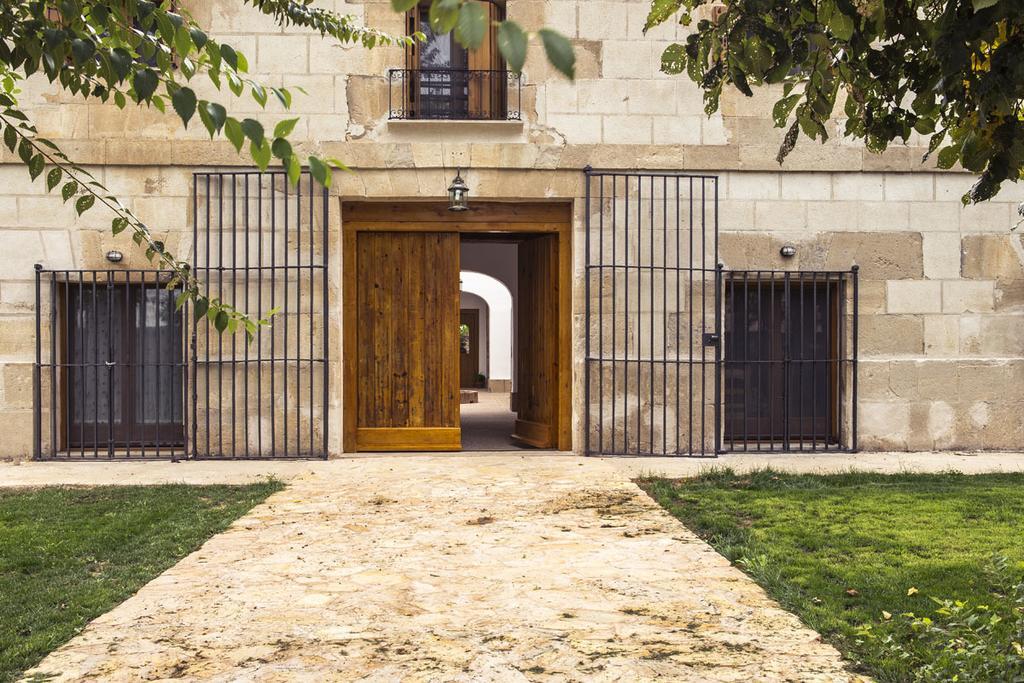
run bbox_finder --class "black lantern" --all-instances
[447,168,469,212]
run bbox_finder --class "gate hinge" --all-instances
[703,333,720,347]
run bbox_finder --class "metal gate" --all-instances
[33,170,329,460]
[584,169,720,456]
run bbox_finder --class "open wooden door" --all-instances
[355,232,461,451]
[513,234,560,448]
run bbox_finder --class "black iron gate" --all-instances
[584,169,720,456]
[583,169,859,456]
[33,170,329,460]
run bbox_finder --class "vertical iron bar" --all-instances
[838,271,846,450]
[309,176,315,457]
[49,270,56,458]
[649,175,655,454]
[33,267,41,460]
[106,271,113,458]
[756,270,762,451]
[321,179,329,458]
[231,176,237,459]
[851,265,859,451]
[205,174,211,458]
[741,270,748,451]
[270,173,277,456]
[611,175,618,454]
[295,175,301,457]
[598,173,604,455]
[675,178,681,455]
[191,175,199,458]
[687,177,694,455]
[218,174,225,458]
[769,272,776,451]
[584,169,592,455]
[257,175,264,457]
[662,176,667,456]
[713,263,722,454]
[811,271,817,451]
[618,175,626,454]
[713,177,719,456]
[244,175,250,457]
[283,173,289,459]
[134,272,143,459]
[630,176,638,454]
[696,180,704,454]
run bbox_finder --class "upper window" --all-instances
[389,1,520,121]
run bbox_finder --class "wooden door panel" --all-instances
[356,231,460,451]
[513,234,558,448]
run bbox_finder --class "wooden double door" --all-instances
[343,202,571,453]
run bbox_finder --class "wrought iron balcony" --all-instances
[388,68,522,121]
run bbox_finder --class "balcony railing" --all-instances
[388,68,522,121]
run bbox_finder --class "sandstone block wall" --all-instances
[0,0,1022,458]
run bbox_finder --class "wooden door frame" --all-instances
[342,200,573,453]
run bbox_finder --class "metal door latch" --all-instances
[702,333,720,347]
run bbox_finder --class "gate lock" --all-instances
[702,333,720,347]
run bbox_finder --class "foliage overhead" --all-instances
[646,0,1024,205]
[0,0,573,337]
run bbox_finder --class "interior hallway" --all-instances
[460,391,522,451]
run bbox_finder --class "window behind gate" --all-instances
[33,171,329,461]
[722,270,858,452]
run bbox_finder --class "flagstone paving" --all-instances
[24,455,865,681]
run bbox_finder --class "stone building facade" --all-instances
[2,0,1022,460]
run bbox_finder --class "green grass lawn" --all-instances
[0,482,283,682]
[639,469,1024,682]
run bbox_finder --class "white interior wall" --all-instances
[459,271,513,383]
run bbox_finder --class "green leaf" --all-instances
[827,11,855,42]
[204,102,227,134]
[133,69,159,101]
[224,117,245,152]
[455,2,488,50]
[175,290,189,311]
[391,0,418,11]
[972,0,1000,9]
[3,125,16,152]
[111,217,129,235]
[171,87,197,127]
[772,94,802,127]
[61,180,78,202]
[75,194,95,215]
[71,38,95,65]
[28,154,44,181]
[936,145,960,170]
[287,154,301,186]
[193,297,209,322]
[429,0,460,35]
[271,137,293,160]
[539,29,575,80]
[274,117,300,139]
[250,139,272,171]
[189,28,208,49]
[497,21,528,73]
[645,0,684,32]
[174,26,193,57]
[240,118,265,145]
[220,44,240,70]
[308,156,331,188]
[45,167,62,192]
[214,310,229,333]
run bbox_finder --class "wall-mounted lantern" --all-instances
[447,168,469,212]
[779,245,797,258]
[105,250,124,263]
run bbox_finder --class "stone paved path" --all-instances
[25,456,864,682]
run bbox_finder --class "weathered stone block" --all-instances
[887,280,942,314]
[942,280,994,314]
